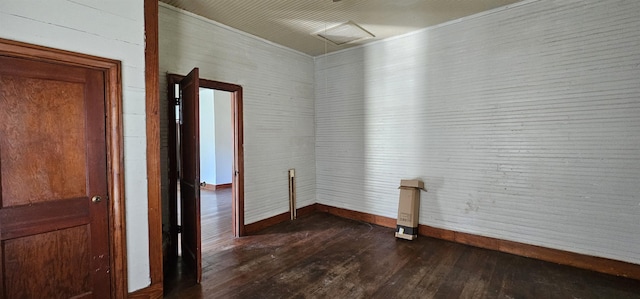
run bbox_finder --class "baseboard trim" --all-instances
[201,183,232,191]
[245,204,317,235]
[245,211,289,235]
[315,203,640,281]
[201,184,215,191]
[297,204,317,218]
[215,183,232,190]
[128,282,163,299]
[316,204,396,228]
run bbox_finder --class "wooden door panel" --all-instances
[0,76,87,206]
[0,198,88,240]
[0,56,111,298]
[4,226,91,299]
[180,184,198,265]
[179,67,202,283]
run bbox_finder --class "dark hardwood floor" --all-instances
[164,190,640,298]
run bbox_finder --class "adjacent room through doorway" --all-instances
[198,88,233,193]
[196,87,235,256]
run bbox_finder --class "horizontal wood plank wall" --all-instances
[158,3,316,229]
[315,0,640,266]
[312,204,640,281]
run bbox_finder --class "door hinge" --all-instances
[177,225,182,234]
[175,88,181,105]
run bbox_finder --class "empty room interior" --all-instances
[0,0,639,298]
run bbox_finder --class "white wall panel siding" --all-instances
[315,0,640,263]
[214,90,234,185]
[159,4,316,225]
[0,0,150,291]
[199,88,217,185]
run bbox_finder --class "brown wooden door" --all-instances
[0,56,111,298]
[179,68,202,283]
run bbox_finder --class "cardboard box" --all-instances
[395,179,425,240]
[400,179,425,189]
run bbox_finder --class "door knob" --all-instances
[92,195,102,203]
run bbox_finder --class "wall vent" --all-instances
[316,21,375,45]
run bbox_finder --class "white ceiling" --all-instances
[159,0,523,56]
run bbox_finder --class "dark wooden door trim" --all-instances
[166,74,245,255]
[0,38,128,298]
[143,0,164,297]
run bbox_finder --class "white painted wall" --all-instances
[214,90,233,185]
[197,88,232,186]
[315,0,640,264]
[0,0,150,291]
[159,3,316,225]
[199,88,217,185]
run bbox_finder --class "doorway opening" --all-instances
[165,71,244,286]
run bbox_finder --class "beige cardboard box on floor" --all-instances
[395,179,426,240]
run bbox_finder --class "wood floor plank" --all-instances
[230,220,384,298]
[205,228,360,298]
[371,239,453,298]
[406,242,465,298]
[448,248,496,298]
[165,189,640,299]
